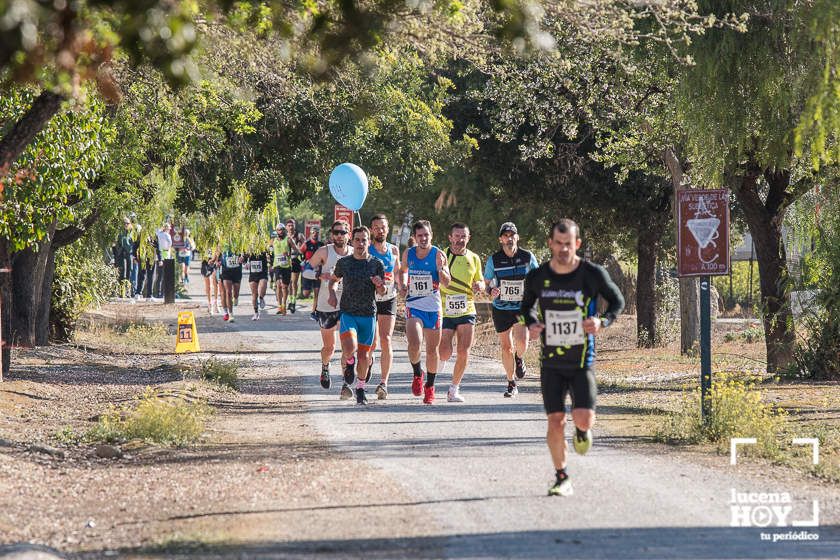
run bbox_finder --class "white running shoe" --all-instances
[228,314,235,323]
[251,313,259,321]
[208,306,214,315]
[447,385,465,403]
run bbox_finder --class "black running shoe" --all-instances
[289,300,296,314]
[355,388,368,405]
[343,359,356,385]
[320,365,331,389]
[514,355,526,379]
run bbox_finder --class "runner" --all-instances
[271,224,292,315]
[200,249,218,315]
[178,228,194,285]
[519,219,624,497]
[286,219,302,313]
[328,226,387,405]
[219,245,244,322]
[307,220,352,396]
[438,223,484,403]
[368,214,404,400]
[300,227,324,320]
[484,222,539,397]
[399,220,450,405]
[245,246,269,320]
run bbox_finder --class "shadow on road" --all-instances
[70,525,840,559]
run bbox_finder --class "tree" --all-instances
[673,0,840,372]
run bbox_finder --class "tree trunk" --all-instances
[663,146,700,354]
[736,166,796,373]
[0,91,65,170]
[0,238,10,377]
[39,212,100,344]
[636,222,659,347]
[10,223,56,347]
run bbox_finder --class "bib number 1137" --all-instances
[544,310,584,347]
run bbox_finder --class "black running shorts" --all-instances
[291,257,302,273]
[540,367,597,414]
[220,269,242,284]
[273,267,292,286]
[375,298,397,316]
[317,310,341,330]
[491,306,520,333]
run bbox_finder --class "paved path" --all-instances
[173,270,840,558]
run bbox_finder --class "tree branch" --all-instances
[53,209,101,248]
[0,91,65,170]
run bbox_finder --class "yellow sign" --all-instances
[175,311,200,353]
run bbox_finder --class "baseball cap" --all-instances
[498,222,518,236]
[275,223,286,230]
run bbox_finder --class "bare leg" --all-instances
[547,412,567,470]
[320,327,337,366]
[423,328,442,374]
[451,322,474,386]
[499,329,515,381]
[377,314,396,384]
[406,317,424,365]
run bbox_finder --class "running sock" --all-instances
[556,468,568,481]
[346,356,356,366]
[425,372,436,388]
[411,361,422,376]
[357,379,366,390]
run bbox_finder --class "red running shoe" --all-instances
[411,372,424,397]
[423,385,435,405]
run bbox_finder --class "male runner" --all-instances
[245,246,269,320]
[368,214,404,400]
[399,220,450,405]
[286,219,302,313]
[308,221,353,396]
[485,222,539,397]
[300,227,324,320]
[219,245,243,322]
[438,223,484,403]
[272,223,292,314]
[520,219,624,497]
[328,226,387,405]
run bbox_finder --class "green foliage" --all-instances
[0,88,113,251]
[712,261,761,311]
[790,185,840,379]
[51,240,119,342]
[198,358,240,390]
[656,373,788,458]
[724,324,764,344]
[86,387,211,446]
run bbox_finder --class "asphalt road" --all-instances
[170,269,840,558]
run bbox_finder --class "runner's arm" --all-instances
[518,268,541,327]
[437,249,451,288]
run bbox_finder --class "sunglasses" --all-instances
[332,230,349,235]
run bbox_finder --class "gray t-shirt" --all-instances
[333,254,385,316]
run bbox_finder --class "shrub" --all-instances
[51,242,119,341]
[87,388,211,446]
[198,357,240,389]
[656,373,787,458]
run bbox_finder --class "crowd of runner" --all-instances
[156,213,625,498]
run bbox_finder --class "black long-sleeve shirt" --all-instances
[520,260,624,370]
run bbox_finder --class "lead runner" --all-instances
[519,219,624,497]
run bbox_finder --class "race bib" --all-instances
[178,249,190,258]
[409,273,434,297]
[499,279,525,302]
[334,279,343,297]
[375,272,396,302]
[225,256,239,268]
[445,294,468,315]
[545,310,585,347]
[276,254,288,267]
[250,261,263,273]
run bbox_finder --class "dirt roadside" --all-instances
[0,301,427,558]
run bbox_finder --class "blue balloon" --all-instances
[329,163,368,211]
